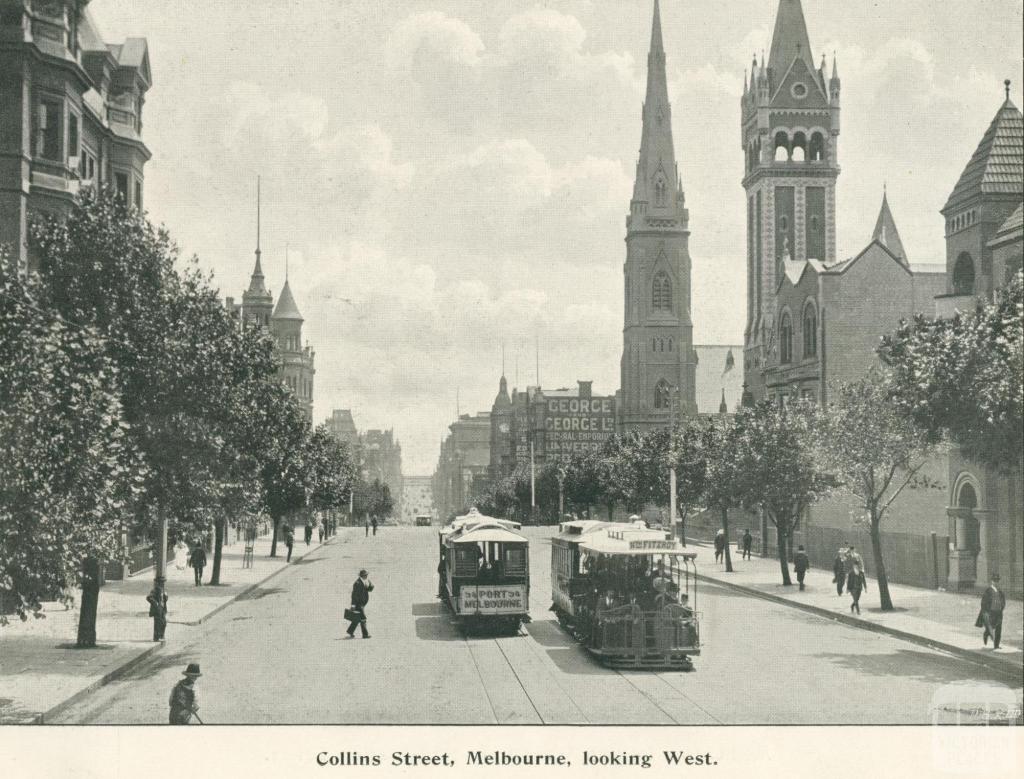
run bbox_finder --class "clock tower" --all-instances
[490,374,513,481]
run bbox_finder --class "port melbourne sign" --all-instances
[459,585,526,614]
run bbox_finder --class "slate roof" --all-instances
[767,0,817,88]
[872,190,908,262]
[991,202,1023,245]
[272,279,303,321]
[943,99,1024,212]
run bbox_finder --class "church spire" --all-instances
[631,0,679,212]
[247,176,269,295]
[872,186,908,263]
[767,0,816,84]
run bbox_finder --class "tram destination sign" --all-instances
[460,585,526,614]
[628,540,677,551]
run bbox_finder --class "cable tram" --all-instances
[550,519,699,669]
[437,508,530,634]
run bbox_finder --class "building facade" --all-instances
[433,412,491,521]
[618,0,698,430]
[401,476,434,524]
[1,0,151,271]
[939,88,1023,596]
[360,428,403,505]
[742,0,840,402]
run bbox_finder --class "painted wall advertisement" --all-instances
[543,396,616,459]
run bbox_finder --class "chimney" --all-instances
[578,380,593,399]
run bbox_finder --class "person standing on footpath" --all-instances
[832,546,847,596]
[346,569,374,639]
[364,515,370,537]
[976,573,1006,649]
[371,516,379,536]
[318,520,325,544]
[168,664,203,724]
[793,545,810,591]
[188,541,206,586]
[847,562,867,614]
[147,584,168,642]
[741,529,753,560]
[304,520,313,546]
[713,529,725,564]
[284,524,295,563]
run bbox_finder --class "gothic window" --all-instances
[809,132,825,161]
[668,338,673,351]
[802,302,817,358]
[652,271,673,311]
[654,177,667,207]
[792,132,807,162]
[654,379,671,410]
[774,131,789,162]
[953,252,975,295]
[779,311,793,364]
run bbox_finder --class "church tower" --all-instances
[741,0,840,401]
[619,0,698,431]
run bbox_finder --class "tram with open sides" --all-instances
[437,509,530,634]
[550,519,700,669]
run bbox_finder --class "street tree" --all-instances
[562,449,605,519]
[732,402,833,585]
[669,419,715,545]
[0,271,141,635]
[703,415,746,573]
[879,270,1023,472]
[814,371,936,610]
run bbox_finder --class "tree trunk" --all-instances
[721,507,733,573]
[777,525,792,585]
[607,503,615,522]
[269,514,280,558]
[76,557,100,648]
[210,516,225,585]
[869,516,894,611]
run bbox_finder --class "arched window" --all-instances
[792,132,807,162]
[953,252,975,295]
[779,311,793,364]
[668,338,673,351]
[956,482,980,551]
[654,177,667,207]
[774,131,789,162]
[802,302,817,358]
[652,271,673,311]
[654,379,671,410]
[809,132,825,161]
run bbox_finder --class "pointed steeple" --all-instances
[631,0,679,212]
[767,0,816,84]
[272,279,304,322]
[246,177,270,296]
[872,187,908,263]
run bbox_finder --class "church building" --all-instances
[617,0,698,430]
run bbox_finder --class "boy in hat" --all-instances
[169,663,202,724]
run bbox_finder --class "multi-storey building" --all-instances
[360,428,403,503]
[433,412,491,520]
[618,0,698,430]
[0,0,151,271]
[741,0,840,402]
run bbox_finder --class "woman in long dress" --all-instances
[174,539,190,571]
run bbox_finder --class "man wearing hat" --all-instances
[346,569,374,639]
[168,664,202,724]
[976,573,1006,649]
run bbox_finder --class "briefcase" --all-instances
[344,608,363,622]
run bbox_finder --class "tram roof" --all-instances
[449,526,527,545]
[440,509,520,537]
[579,526,696,558]
[556,519,614,540]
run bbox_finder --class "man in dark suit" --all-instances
[977,573,1006,649]
[347,569,374,638]
[793,545,810,591]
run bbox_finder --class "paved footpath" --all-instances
[0,529,327,723]
[688,539,1022,677]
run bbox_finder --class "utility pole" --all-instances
[669,385,678,542]
[530,439,536,509]
[154,504,168,596]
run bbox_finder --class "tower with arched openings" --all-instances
[618,0,698,431]
[741,0,840,402]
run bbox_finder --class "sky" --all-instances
[91,0,1023,474]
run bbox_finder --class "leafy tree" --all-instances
[562,449,605,519]
[669,419,715,545]
[598,430,670,515]
[731,402,833,585]
[814,371,935,610]
[0,271,140,632]
[703,416,746,573]
[879,270,1023,471]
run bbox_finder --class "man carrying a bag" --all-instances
[346,569,374,639]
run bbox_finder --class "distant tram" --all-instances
[550,520,700,669]
[437,508,530,634]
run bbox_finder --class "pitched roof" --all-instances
[272,279,303,321]
[872,190,908,262]
[943,98,1024,212]
[767,0,816,86]
[991,202,1024,246]
[247,251,269,295]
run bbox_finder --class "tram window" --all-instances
[454,547,478,577]
[505,547,526,576]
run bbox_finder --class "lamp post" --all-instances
[556,464,566,520]
[668,385,678,540]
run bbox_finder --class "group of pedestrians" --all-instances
[364,515,379,537]
[173,538,208,585]
[832,543,867,613]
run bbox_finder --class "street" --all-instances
[52,526,1019,725]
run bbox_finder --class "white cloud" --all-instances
[390,11,485,67]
